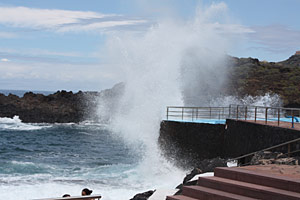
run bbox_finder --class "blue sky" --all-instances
[0,0,299,91]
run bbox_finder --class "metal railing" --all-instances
[166,105,300,128]
[229,137,300,166]
[229,104,300,128]
[34,195,101,200]
[166,106,230,121]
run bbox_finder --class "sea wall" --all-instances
[159,120,225,167]
[159,119,300,167]
[224,119,300,158]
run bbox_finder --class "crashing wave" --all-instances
[0,116,51,131]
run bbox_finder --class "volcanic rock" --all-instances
[129,190,156,200]
[0,83,124,123]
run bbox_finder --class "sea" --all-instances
[0,90,186,200]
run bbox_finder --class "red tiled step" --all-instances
[214,167,300,193]
[198,176,300,200]
[166,195,199,200]
[181,185,258,200]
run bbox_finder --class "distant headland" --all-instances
[0,83,124,123]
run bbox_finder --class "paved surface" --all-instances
[241,120,300,130]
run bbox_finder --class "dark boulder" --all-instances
[175,157,227,195]
[129,190,156,200]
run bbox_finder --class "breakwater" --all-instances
[159,119,300,167]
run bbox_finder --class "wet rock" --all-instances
[249,151,299,165]
[174,157,227,195]
[197,157,227,173]
[129,190,156,200]
[174,180,197,195]
[183,168,202,184]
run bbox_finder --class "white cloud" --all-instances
[0,58,10,62]
[58,19,147,32]
[248,25,300,52]
[209,22,255,34]
[0,6,147,32]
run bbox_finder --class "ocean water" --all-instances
[0,116,185,200]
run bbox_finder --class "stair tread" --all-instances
[199,176,300,198]
[215,167,300,183]
[183,185,258,200]
[166,195,199,200]
[214,167,300,193]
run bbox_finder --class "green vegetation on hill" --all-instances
[226,54,300,107]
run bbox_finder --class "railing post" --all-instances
[182,107,184,121]
[192,108,194,121]
[292,110,294,128]
[236,106,239,120]
[166,107,169,120]
[255,107,257,122]
[210,107,212,119]
[229,105,231,118]
[245,106,247,120]
[265,107,268,124]
[222,107,224,119]
[196,108,198,120]
[278,108,280,126]
[288,143,291,157]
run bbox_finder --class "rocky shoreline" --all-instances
[0,90,95,123]
[0,83,124,123]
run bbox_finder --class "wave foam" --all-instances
[0,116,51,130]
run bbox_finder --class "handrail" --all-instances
[33,195,101,200]
[166,105,300,128]
[229,137,300,165]
[230,104,300,111]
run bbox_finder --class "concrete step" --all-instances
[166,195,199,200]
[181,185,258,200]
[214,167,300,193]
[198,176,300,200]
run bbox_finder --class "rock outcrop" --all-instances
[0,83,124,123]
[175,158,227,195]
[249,151,300,165]
[129,190,156,200]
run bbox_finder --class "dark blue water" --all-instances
[0,91,184,200]
[0,120,143,200]
[0,124,136,174]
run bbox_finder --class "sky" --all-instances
[0,0,299,91]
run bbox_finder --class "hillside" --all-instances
[226,53,300,107]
